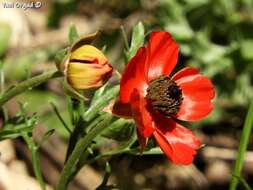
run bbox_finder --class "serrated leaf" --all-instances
[126,22,145,60]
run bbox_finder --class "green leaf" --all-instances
[126,22,145,60]
[66,96,75,125]
[83,85,119,122]
[0,124,33,141]
[85,112,112,133]
[90,82,109,106]
[231,175,252,190]
[129,147,163,155]
[102,118,135,141]
[119,131,137,150]
[0,22,11,57]
[0,114,37,141]
[50,102,72,134]
[68,24,79,44]
[142,147,163,155]
[230,100,253,190]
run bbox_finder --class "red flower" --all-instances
[113,31,215,164]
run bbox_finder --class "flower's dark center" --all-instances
[146,75,183,116]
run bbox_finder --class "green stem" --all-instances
[67,148,132,184]
[85,149,132,166]
[31,147,46,190]
[65,113,109,162]
[64,118,86,162]
[84,147,159,167]
[229,100,253,190]
[23,133,45,190]
[56,114,112,190]
[0,70,62,107]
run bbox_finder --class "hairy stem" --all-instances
[56,114,112,190]
[22,133,45,190]
[0,70,62,107]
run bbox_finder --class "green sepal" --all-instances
[71,30,101,52]
[56,25,101,73]
[54,48,69,72]
[68,24,79,44]
[62,80,88,101]
[102,118,135,141]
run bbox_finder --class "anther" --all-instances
[146,75,183,116]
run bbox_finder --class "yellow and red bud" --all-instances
[65,45,112,90]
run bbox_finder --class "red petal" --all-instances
[175,73,215,121]
[120,48,148,104]
[145,31,179,82]
[153,117,201,165]
[130,89,155,138]
[172,67,199,81]
[137,130,148,152]
[112,100,132,118]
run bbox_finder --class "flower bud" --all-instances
[65,45,112,89]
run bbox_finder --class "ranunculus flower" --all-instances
[65,45,113,89]
[113,31,215,164]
